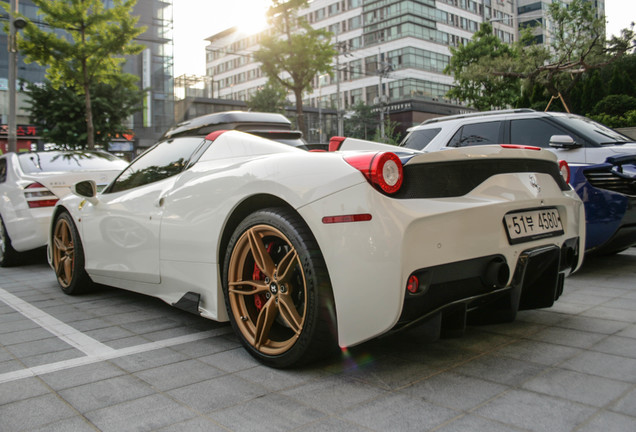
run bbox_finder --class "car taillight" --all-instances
[558,160,570,184]
[24,182,58,208]
[344,152,404,195]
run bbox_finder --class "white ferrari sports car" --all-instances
[48,129,585,368]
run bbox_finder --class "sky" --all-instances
[172,0,636,77]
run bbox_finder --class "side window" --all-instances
[510,118,569,148]
[108,137,204,193]
[0,159,6,183]
[448,122,501,147]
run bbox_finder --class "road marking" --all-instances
[0,287,234,384]
[0,328,232,384]
[0,288,115,356]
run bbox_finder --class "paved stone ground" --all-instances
[0,249,635,432]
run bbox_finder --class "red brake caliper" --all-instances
[252,242,273,311]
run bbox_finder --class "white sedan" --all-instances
[0,150,128,266]
[48,131,585,368]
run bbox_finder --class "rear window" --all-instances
[401,128,442,150]
[448,122,501,147]
[18,151,127,174]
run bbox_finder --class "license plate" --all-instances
[504,208,564,244]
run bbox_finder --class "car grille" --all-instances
[584,170,636,196]
[395,159,570,199]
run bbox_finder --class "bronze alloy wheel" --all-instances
[51,212,91,295]
[52,216,75,288]
[227,224,307,356]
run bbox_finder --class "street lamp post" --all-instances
[8,0,26,154]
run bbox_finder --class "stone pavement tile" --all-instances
[602,297,636,311]
[155,416,227,432]
[281,375,385,415]
[335,354,438,391]
[0,345,14,362]
[119,316,184,335]
[576,411,636,432]
[59,375,156,413]
[29,416,99,432]
[168,334,240,358]
[474,389,597,432]
[591,335,636,358]
[298,416,371,432]
[83,325,136,342]
[515,309,567,325]
[105,335,152,349]
[236,363,329,392]
[549,301,595,315]
[0,327,56,346]
[0,316,40,334]
[522,368,632,407]
[0,359,23,374]
[525,326,608,349]
[103,310,167,326]
[561,351,636,382]
[340,392,458,432]
[39,362,126,391]
[0,311,33,325]
[21,348,84,368]
[85,394,196,432]
[380,340,479,371]
[452,353,547,386]
[134,359,224,391]
[0,377,51,405]
[434,414,524,432]
[109,347,190,373]
[610,386,636,417]
[198,346,260,373]
[555,315,630,335]
[4,336,74,358]
[69,317,118,332]
[433,327,515,353]
[0,394,77,431]
[466,319,545,338]
[168,374,268,413]
[400,372,508,411]
[495,339,582,366]
[617,324,636,339]
[210,392,326,431]
[581,306,636,323]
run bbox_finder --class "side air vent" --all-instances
[584,170,636,196]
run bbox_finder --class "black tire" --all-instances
[51,212,93,295]
[222,207,337,368]
[0,215,20,267]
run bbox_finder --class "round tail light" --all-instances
[558,160,570,184]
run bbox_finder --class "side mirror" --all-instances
[549,135,579,149]
[72,180,98,205]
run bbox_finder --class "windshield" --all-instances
[552,114,633,146]
[18,151,128,174]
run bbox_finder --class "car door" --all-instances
[508,117,587,163]
[79,137,205,283]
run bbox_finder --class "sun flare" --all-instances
[234,4,269,35]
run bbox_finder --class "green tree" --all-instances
[14,0,145,149]
[247,82,289,113]
[343,102,378,140]
[254,0,336,135]
[25,78,144,149]
[445,0,634,111]
[444,22,522,110]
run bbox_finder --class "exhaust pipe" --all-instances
[483,257,510,289]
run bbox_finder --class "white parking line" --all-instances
[0,328,232,384]
[0,287,234,384]
[0,288,115,356]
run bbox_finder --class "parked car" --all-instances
[401,109,636,255]
[48,125,584,368]
[0,150,128,266]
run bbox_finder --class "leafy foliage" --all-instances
[445,0,635,112]
[343,102,378,140]
[25,79,144,149]
[13,0,145,149]
[247,82,289,113]
[254,0,336,135]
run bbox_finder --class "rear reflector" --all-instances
[322,214,372,224]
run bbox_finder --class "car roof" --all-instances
[417,108,539,127]
[162,111,295,139]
